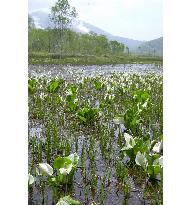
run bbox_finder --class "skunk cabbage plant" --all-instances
[121,133,137,162]
[56,195,81,205]
[54,153,79,183]
[47,79,63,93]
[135,152,163,179]
[77,107,99,124]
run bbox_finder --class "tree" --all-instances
[138,46,141,55]
[28,29,50,52]
[28,14,35,31]
[49,0,77,55]
[110,40,125,54]
[126,46,129,55]
[50,0,77,29]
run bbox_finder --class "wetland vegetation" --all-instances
[28,72,163,205]
[28,0,163,204]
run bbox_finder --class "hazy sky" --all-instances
[28,0,162,41]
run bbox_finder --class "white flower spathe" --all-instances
[135,151,148,169]
[124,133,136,149]
[56,200,68,205]
[59,164,72,175]
[39,163,53,176]
[28,174,35,185]
[159,156,163,168]
[152,142,162,153]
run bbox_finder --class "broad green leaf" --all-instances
[28,79,37,95]
[133,90,149,102]
[77,107,98,124]
[147,153,160,164]
[154,156,163,168]
[94,81,103,90]
[147,165,161,178]
[78,115,86,122]
[54,156,72,171]
[54,154,79,175]
[121,148,136,162]
[28,84,33,95]
[147,165,154,177]
[39,163,53,176]
[48,80,63,93]
[153,165,161,176]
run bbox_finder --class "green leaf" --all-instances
[54,153,79,176]
[28,84,33,95]
[94,81,103,90]
[78,115,86,122]
[77,107,99,124]
[147,165,161,178]
[68,101,78,111]
[47,80,63,93]
[54,157,72,171]
[133,90,149,102]
[153,156,163,168]
[121,148,135,162]
[28,79,37,95]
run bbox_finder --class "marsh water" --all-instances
[28,64,162,80]
[28,64,162,205]
[29,122,146,205]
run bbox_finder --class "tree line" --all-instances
[28,0,127,56]
[28,27,126,55]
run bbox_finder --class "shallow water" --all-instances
[28,64,162,204]
[28,122,147,205]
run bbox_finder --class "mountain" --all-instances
[136,37,163,56]
[76,22,144,50]
[29,11,162,55]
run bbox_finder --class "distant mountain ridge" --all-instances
[77,22,144,50]
[137,37,163,56]
[30,11,162,56]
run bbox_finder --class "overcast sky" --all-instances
[28,0,162,41]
